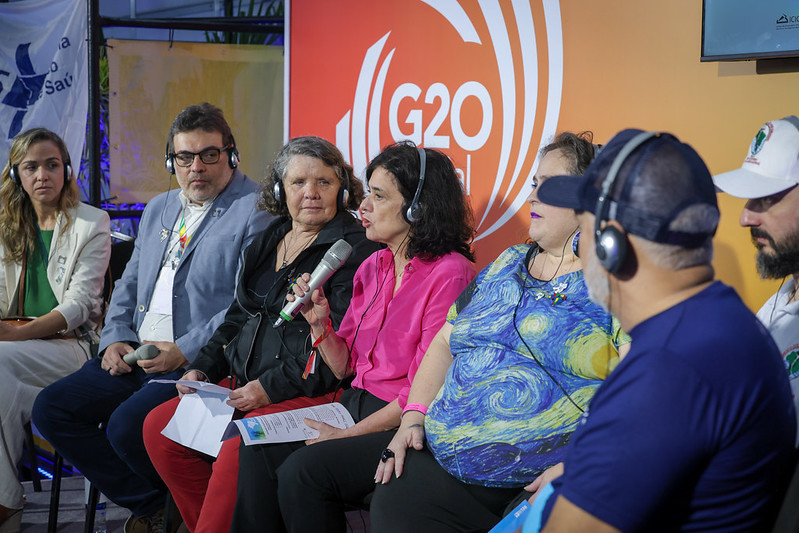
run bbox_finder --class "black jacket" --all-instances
[189,211,380,404]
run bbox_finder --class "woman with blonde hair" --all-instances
[0,128,110,529]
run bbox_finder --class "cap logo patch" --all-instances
[784,343,799,380]
[749,122,773,157]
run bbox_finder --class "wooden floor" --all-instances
[19,476,371,533]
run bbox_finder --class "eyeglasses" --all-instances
[172,146,229,167]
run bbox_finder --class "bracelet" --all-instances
[312,318,333,348]
[402,402,428,416]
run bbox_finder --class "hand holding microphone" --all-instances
[274,239,352,328]
[122,343,160,366]
[287,272,334,330]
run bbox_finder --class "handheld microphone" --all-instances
[122,344,160,365]
[273,239,353,328]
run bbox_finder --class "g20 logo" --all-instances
[329,1,564,241]
[389,81,492,152]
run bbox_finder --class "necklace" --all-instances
[527,247,577,305]
[533,280,569,305]
[280,230,318,269]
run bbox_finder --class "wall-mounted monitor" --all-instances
[702,0,799,61]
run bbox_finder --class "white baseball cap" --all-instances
[713,116,799,199]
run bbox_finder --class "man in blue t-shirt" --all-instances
[524,129,796,532]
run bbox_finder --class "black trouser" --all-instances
[278,429,395,532]
[232,388,387,532]
[370,447,520,533]
[232,438,304,533]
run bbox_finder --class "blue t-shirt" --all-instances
[425,245,628,487]
[538,281,796,531]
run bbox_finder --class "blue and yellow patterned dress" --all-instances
[425,245,628,487]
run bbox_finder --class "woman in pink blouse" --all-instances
[231,142,476,531]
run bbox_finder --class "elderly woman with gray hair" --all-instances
[143,136,378,532]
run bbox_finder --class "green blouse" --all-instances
[23,230,58,317]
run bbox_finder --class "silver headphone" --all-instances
[273,165,351,210]
[10,162,71,186]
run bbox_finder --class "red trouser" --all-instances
[143,392,334,532]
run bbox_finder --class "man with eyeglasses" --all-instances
[33,103,272,533]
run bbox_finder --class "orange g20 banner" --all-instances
[288,0,564,266]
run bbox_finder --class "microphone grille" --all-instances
[324,239,353,268]
[327,239,352,266]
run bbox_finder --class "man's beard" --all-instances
[584,252,611,312]
[752,227,799,279]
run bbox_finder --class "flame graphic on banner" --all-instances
[336,0,563,241]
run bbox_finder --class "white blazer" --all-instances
[0,203,111,332]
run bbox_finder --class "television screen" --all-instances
[702,0,799,61]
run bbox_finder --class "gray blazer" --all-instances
[98,170,273,362]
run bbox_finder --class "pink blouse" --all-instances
[336,248,475,409]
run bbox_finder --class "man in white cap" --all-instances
[713,115,799,439]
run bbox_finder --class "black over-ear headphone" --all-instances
[594,131,659,274]
[164,135,240,175]
[403,147,427,224]
[10,160,71,187]
[273,161,351,210]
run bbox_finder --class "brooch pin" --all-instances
[160,229,170,242]
[533,281,568,305]
[550,292,566,305]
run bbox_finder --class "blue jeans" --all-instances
[32,357,183,516]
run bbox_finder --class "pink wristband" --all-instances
[402,402,428,416]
